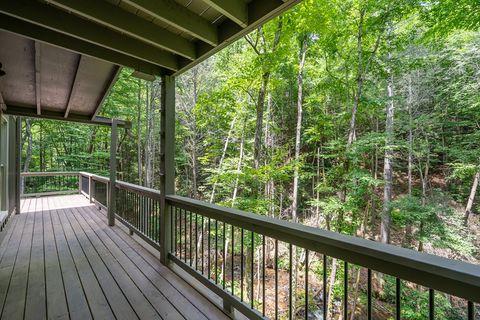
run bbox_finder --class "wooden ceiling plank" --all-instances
[122,0,219,46]
[201,0,248,28]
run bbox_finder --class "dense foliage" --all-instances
[21,0,479,318]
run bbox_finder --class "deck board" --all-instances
[0,195,229,320]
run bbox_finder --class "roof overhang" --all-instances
[0,0,301,125]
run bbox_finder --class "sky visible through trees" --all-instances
[21,0,480,318]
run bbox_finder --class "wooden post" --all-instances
[108,119,118,226]
[88,175,93,203]
[15,116,21,214]
[160,75,175,265]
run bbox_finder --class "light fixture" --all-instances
[0,63,5,77]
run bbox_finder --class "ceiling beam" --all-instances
[0,0,179,71]
[176,0,301,76]
[46,0,196,60]
[201,0,248,28]
[0,91,5,111]
[64,56,82,118]
[122,0,219,46]
[4,104,132,128]
[34,42,41,115]
[0,15,167,76]
[91,66,122,121]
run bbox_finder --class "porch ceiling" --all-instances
[0,0,300,126]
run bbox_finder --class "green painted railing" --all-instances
[25,172,480,319]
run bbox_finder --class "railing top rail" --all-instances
[166,194,480,303]
[116,180,161,200]
[89,174,110,184]
[21,171,80,176]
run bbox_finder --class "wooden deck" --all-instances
[0,195,229,320]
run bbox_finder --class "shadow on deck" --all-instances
[0,195,229,320]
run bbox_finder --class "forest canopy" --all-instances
[20,0,480,318]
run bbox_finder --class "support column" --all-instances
[15,116,21,214]
[160,75,175,265]
[108,119,118,226]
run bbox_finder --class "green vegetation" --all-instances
[20,0,479,318]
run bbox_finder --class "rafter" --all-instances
[46,0,196,60]
[201,0,248,28]
[0,0,178,71]
[176,0,301,76]
[91,66,121,121]
[4,104,131,128]
[0,15,166,76]
[34,42,41,115]
[64,56,82,118]
[0,91,5,111]
[122,0,219,46]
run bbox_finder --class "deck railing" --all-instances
[21,171,80,197]
[20,171,480,319]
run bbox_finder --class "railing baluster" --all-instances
[223,222,226,289]
[208,218,211,279]
[231,225,235,296]
[429,288,434,320]
[201,215,204,274]
[396,277,401,320]
[275,239,278,320]
[250,230,254,309]
[323,255,327,320]
[289,243,293,320]
[195,213,198,271]
[468,301,474,320]
[170,206,174,252]
[174,207,178,256]
[262,235,266,317]
[367,269,372,320]
[305,249,309,320]
[184,208,187,263]
[215,220,218,284]
[190,210,193,266]
[240,228,244,302]
[344,261,348,320]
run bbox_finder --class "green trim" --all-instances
[202,0,248,28]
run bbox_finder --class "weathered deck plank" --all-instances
[0,195,228,320]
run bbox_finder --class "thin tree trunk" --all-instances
[291,35,308,315]
[232,123,246,206]
[381,22,395,244]
[464,171,480,224]
[210,117,236,203]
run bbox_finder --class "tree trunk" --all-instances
[232,121,246,206]
[291,35,308,315]
[381,23,395,245]
[464,171,480,224]
[210,117,236,203]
